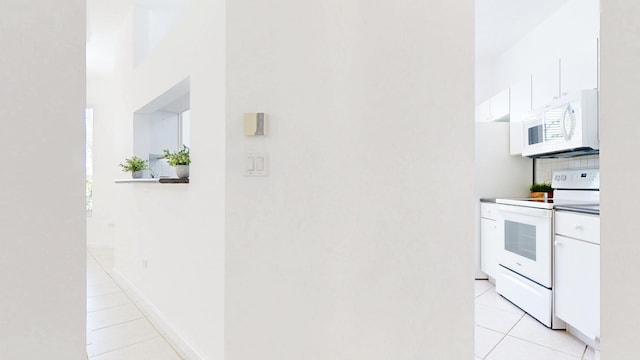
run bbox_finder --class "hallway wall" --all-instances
[225,0,475,358]
[0,0,87,358]
[100,1,226,359]
[94,0,475,358]
[601,1,640,358]
[87,76,119,248]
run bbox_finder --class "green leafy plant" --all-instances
[119,156,149,173]
[530,182,553,192]
[163,145,191,166]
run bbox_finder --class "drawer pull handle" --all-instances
[574,225,583,231]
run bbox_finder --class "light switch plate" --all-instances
[244,113,267,136]
[246,152,268,176]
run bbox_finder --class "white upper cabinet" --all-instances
[475,88,510,122]
[560,38,599,97]
[531,59,560,109]
[530,38,598,109]
[509,76,531,155]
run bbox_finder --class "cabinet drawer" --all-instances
[481,203,498,219]
[555,211,600,244]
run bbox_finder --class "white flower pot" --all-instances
[131,171,143,179]
[176,165,189,179]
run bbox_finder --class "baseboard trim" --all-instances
[110,269,206,360]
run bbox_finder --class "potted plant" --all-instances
[163,145,191,179]
[119,156,149,179]
[530,182,553,200]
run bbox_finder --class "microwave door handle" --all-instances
[561,106,576,140]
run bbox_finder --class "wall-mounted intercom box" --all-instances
[243,112,267,136]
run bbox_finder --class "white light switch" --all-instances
[246,152,268,176]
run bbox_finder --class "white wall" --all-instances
[600,1,640,358]
[148,111,179,155]
[475,57,497,105]
[477,0,599,103]
[133,2,191,67]
[0,0,86,358]
[132,111,179,159]
[88,76,120,247]
[94,0,474,358]
[98,0,226,359]
[225,0,475,359]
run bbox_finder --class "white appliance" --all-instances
[521,89,598,158]
[495,169,600,329]
[475,122,532,279]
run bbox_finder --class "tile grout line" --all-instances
[476,281,587,359]
[474,281,494,299]
[481,312,526,359]
[87,290,123,299]
[87,313,147,332]
[505,331,587,358]
[87,248,185,360]
[88,249,165,358]
[88,334,163,359]
[87,301,132,314]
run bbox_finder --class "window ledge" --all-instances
[114,178,160,183]
[114,178,189,184]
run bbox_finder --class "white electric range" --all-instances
[493,169,599,329]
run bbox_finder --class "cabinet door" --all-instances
[554,235,600,340]
[532,59,560,109]
[480,217,498,279]
[509,77,532,155]
[561,38,598,96]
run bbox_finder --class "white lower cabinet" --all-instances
[554,211,600,341]
[480,203,499,279]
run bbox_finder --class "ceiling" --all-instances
[476,0,571,61]
[86,0,132,77]
[86,0,188,77]
[88,1,571,76]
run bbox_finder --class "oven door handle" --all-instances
[497,204,552,218]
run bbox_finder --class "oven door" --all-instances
[497,205,553,288]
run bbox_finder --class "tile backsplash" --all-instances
[535,155,599,184]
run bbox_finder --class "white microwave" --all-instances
[521,89,599,158]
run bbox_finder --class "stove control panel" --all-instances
[551,169,599,190]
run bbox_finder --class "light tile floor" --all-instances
[475,280,600,360]
[88,250,600,359]
[87,247,183,360]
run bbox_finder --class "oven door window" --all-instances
[504,220,536,261]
